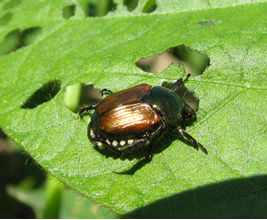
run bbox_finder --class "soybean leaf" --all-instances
[0,0,266,217]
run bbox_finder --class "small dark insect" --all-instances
[80,74,207,162]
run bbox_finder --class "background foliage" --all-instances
[0,0,266,218]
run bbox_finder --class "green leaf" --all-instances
[0,0,266,217]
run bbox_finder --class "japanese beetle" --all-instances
[80,74,207,161]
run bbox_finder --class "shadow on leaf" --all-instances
[125,175,267,218]
[0,27,42,56]
[21,80,61,109]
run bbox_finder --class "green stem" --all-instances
[42,176,64,219]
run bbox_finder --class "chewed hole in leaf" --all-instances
[135,45,210,76]
[64,83,103,113]
[142,0,157,13]
[0,12,13,26]
[62,4,76,19]
[123,0,138,11]
[0,29,20,56]
[0,27,42,56]
[136,51,178,73]
[21,80,61,109]
[169,45,210,75]
[3,0,23,10]
[21,27,42,47]
[81,0,117,17]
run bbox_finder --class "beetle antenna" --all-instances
[176,126,207,154]
[170,73,191,91]
[183,73,191,83]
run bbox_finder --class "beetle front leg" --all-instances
[79,104,97,119]
[145,150,153,162]
[176,126,207,154]
[100,88,113,96]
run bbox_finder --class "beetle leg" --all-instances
[176,126,207,154]
[79,104,97,119]
[113,148,124,158]
[145,142,155,162]
[100,88,113,96]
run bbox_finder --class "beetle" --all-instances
[80,74,207,161]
